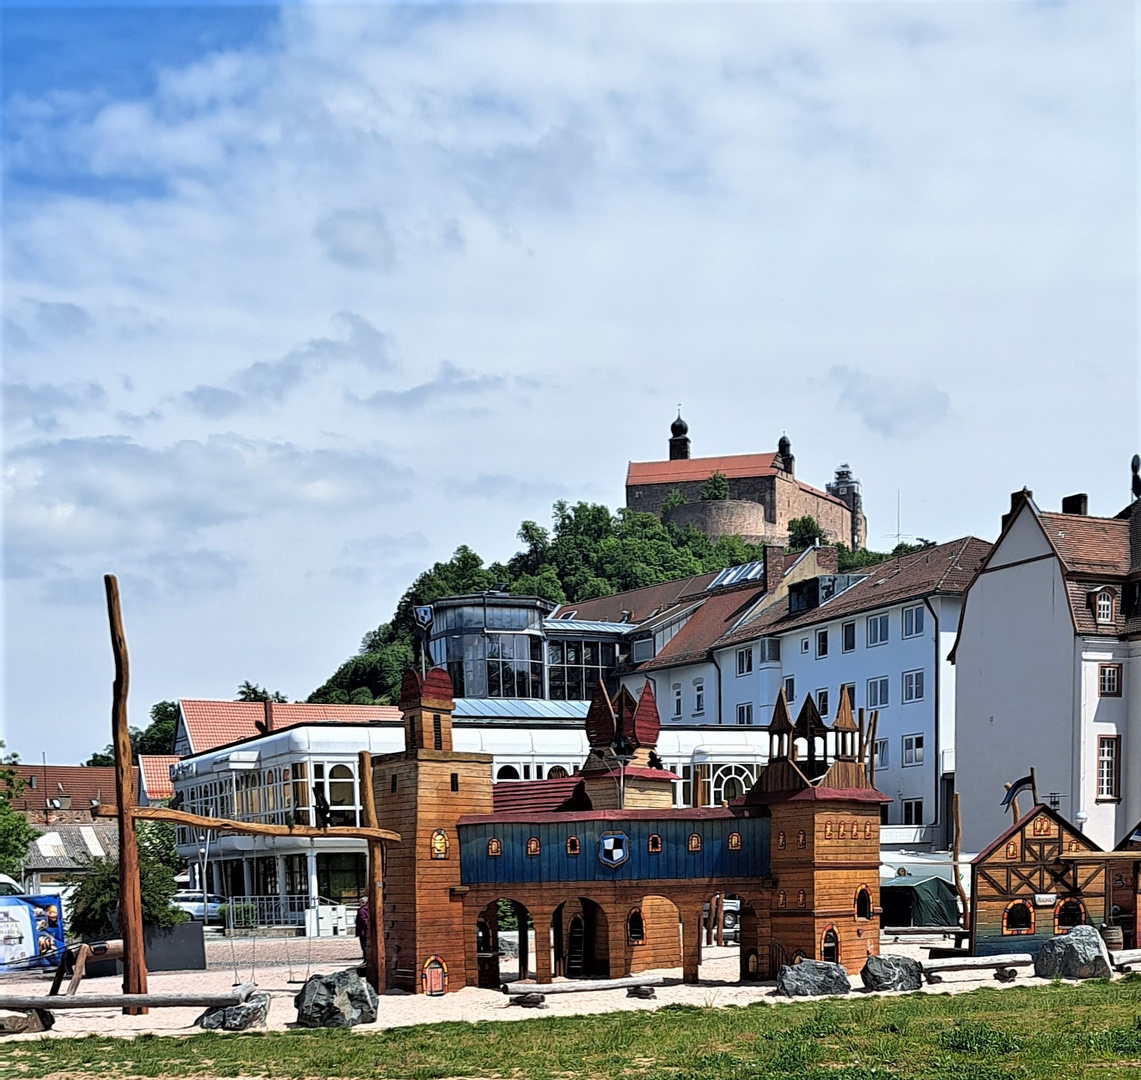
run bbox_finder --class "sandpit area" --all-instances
[0,932,1101,1041]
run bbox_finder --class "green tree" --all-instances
[136,701,178,757]
[67,855,186,936]
[237,681,287,703]
[787,515,826,550]
[698,471,729,501]
[0,743,37,880]
[660,489,687,513]
[135,819,180,873]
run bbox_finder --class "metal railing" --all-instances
[221,893,313,929]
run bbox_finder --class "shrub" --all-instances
[661,489,687,513]
[67,856,187,937]
[698,472,730,501]
[219,901,258,929]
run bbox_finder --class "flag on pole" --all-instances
[1000,774,1035,808]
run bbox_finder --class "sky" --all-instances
[2,1,1137,762]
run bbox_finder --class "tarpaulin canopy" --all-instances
[879,875,960,927]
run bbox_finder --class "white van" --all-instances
[0,874,23,896]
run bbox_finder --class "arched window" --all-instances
[496,765,520,781]
[825,822,834,840]
[526,836,541,857]
[430,829,449,860]
[863,822,872,840]
[1003,899,1033,935]
[547,765,569,779]
[627,908,645,945]
[728,831,742,851]
[838,822,846,840]
[1005,840,1018,860]
[797,830,807,849]
[647,833,662,854]
[1067,839,1080,853]
[565,836,580,856]
[328,764,357,825]
[487,837,501,857]
[475,919,492,953]
[777,890,787,909]
[855,885,872,920]
[851,820,859,839]
[777,831,786,850]
[687,833,702,853]
[797,889,806,908]
[821,926,839,964]
[712,763,756,805]
[1054,898,1086,933]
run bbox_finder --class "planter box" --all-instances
[83,922,206,977]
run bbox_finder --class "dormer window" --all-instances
[1095,590,1114,624]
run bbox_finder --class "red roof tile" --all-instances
[552,572,720,624]
[179,700,403,755]
[1038,512,1130,577]
[627,452,781,486]
[638,582,770,672]
[8,764,135,816]
[491,776,583,814]
[138,755,179,801]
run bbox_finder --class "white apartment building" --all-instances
[953,489,1141,852]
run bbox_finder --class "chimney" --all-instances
[264,699,274,732]
[1061,493,1088,516]
[763,545,784,595]
[1001,488,1033,531]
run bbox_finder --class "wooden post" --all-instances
[715,893,724,948]
[951,791,970,932]
[105,575,147,1014]
[357,751,386,995]
[866,710,879,786]
[1030,767,1039,806]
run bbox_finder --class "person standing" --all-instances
[355,899,370,959]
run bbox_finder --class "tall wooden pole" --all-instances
[358,751,386,995]
[105,575,147,1014]
[1030,767,1039,807]
[951,791,970,932]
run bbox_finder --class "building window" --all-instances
[864,821,873,840]
[816,689,829,717]
[450,773,459,792]
[801,637,810,653]
[548,765,569,779]
[855,886,872,919]
[727,831,742,850]
[816,629,828,658]
[669,764,693,807]
[687,833,702,853]
[777,890,787,909]
[627,908,645,945]
[797,889,806,908]
[496,765,520,781]
[565,836,580,856]
[874,739,888,771]
[867,613,889,646]
[797,829,806,849]
[1054,897,1086,933]
[737,648,753,676]
[1005,840,1019,859]
[1099,664,1122,697]
[880,804,889,824]
[784,676,796,702]
[825,821,833,840]
[902,799,923,825]
[777,830,786,850]
[903,605,925,638]
[842,622,856,652]
[1096,591,1114,624]
[736,702,753,726]
[546,637,613,701]
[430,829,449,859]
[1098,736,1121,800]
[433,714,442,750]
[673,685,683,718]
[390,773,397,794]
[648,833,662,854]
[487,838,501,857]
[694,679,705,714]
[903,734,924,766]
[526,836,541,857]
[867,677,889,708]
[1003,899,1034,935]
[902,670,924,703]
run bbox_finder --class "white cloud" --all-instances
[830,366,950,439]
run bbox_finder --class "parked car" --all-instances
[0,874,22,896]
[172,891,226,922]
[701,898,741,943]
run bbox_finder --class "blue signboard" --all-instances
[0,894,65,971]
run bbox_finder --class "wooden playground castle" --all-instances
[378,666,888,993]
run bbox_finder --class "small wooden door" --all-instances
[822,928,839,964]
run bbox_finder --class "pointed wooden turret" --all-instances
[792,695,829,776]
[767,689,794,762]
[831,689,859,762]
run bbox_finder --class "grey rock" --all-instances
[626,985,656,999]
[511,992,547,1008]
[861,954,923,992]
[196,992,271,1031]
[776,960,851,997]
[0,1008,54,1035]
[1034,925,1112,980]
[294,969,379,1028]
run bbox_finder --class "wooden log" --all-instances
[866,710,879,786]
[920,953,1032,983]
[715,893,724,948]
[503,975,664,996]
[92,803,400,845]
[0,984,256,1011]
[358,750,386,995]
[1110,948,1141,971]
[880,926,969,936]
[106,574,147,1016]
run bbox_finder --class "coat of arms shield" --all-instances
[598,832,629,868]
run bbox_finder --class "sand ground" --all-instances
[0,931,1100,1041]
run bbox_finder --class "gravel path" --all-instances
[0,937,1095,1041]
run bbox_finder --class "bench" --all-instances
[919,954,1033,985]
[1110,949,1141,973]
[503,975,664,1006]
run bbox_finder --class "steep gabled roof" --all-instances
[8,765,133,817]
[552,572,720,624]
[627,452,782,486]
[973,803,1102,865]
[138,755,179,801]
[491,776,584,814]
[1038,512,1130,577]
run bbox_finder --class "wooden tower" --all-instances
[373,667,492,992]
[746,690,887,972]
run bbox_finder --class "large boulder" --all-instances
[294,969,378,1028]
[1034,925,1112,980]
[776,960,851,997]
[0,1009,54,1036]
[861,954,923,992]
[196,992,271,1031]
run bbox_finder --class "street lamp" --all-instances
[197,832,211,925]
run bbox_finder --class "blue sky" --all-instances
[2,1,1137,760]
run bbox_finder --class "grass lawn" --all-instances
[6,979,1141,1079]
